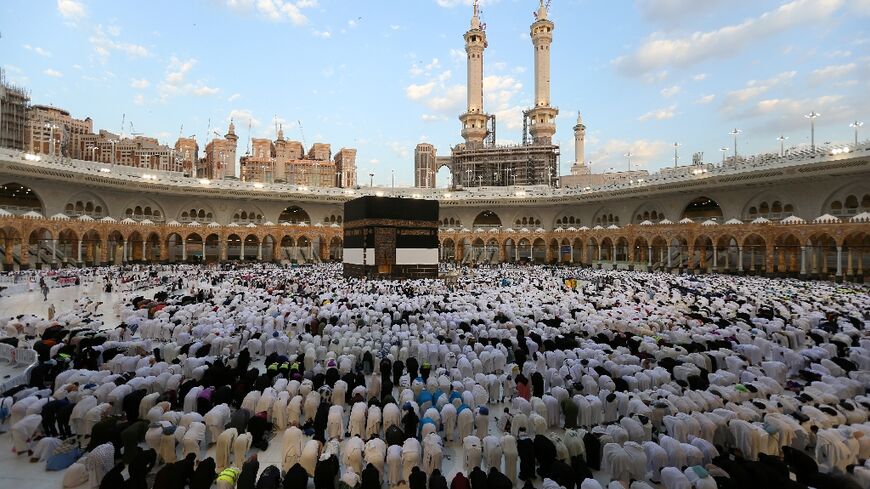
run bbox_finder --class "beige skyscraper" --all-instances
[527,0,558,144]
[459,0,489,146]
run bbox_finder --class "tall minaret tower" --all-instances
[527,0,558,144]
[571,111,588,175]
[459,0,489,146]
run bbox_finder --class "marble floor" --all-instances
[0,283,616,489]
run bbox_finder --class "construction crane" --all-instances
[119,113,125,138]
[297,120,307,150]
[129,121,142,136]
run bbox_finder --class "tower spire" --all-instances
[527,0,558,145]
[459,0,489,146]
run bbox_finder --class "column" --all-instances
[142,240,147,261]
[647,246,653,267]
[800,247,807,275]
[257,242,263,261]
[836,246,843,277]
[737,246,744,272]
[611,244,616,264]
[713,247,718,270]
[4,239,12,266]
[514,245,518,262]
[811,246,818,274]
[220,240,227,261]
[77,239,83,263]
[180,240,186,261]
[123,241,128,262]
[51,239,58,264]
[666,244,672,267]
[240,240,245,261]
[570,245,574,263]
[749,247,756,272]
[846,249,853,276]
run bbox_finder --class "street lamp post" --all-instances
[777,135,789,157]
[465,169,472,187]
[805,111,820,152]
[391,169,395,188]
[673,142,681,168]
[478,175,483,187]
[624,152,633,173]
[719,147,728,165]
[850,120,863,146]
[369,173,374,187]
[729,128,742,160]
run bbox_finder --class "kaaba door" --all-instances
[374,227,396,274]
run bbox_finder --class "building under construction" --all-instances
[0,68,30,151]
[414,1,561,188]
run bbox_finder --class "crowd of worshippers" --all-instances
[1,263,869,489]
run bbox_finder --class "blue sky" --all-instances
[2,0,869,186]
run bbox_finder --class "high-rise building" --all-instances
[0,69,30,151]
[415,143,437,188]
[413,0,559,188]
[334,148,357,188]
[200,121,238,179]
[26,105,93,158]
[174,137,199,176]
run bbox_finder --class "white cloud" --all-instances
[90,25,150,60]
[192,85,220,96]
[130,78,150,89]
[588,139,668,169]
[133,94,145,105]
[695,94,715,104]
[692,73,707,81]
[613,0,846,76]
[449,48,465,63]
[312,30,331,39]
[228,109,261,128]
[347,19,357,27]
[435,0,498,7]
[724,71,796,105]
[808,63,856,85]
[44,68,63,78]
[57,0,85,20]
[636,0,729,25]
[390,24,401,31]
[638,105,677,121]
[228,93,241,102]
[660,85,681,98]
[223,0,312,25]
[421,114,447,122]
[406,81,437,101]
[641,70,669,84]
[426,85,466,112]
[23,44,51,57]
[107,24,122,36]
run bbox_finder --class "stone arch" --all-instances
[204,233,221,261]
[650,236,668,269]
[279,205,310,224]
[472,210,502,228]
[178,202,216,224]
[65,191,109,219]
[512,212,543,228]
[532,238,546,262]
[242,234,260,260]
[122,197,165,222]
[26,227,54,267]
[714,234,740,273]
[441,237,456,261]
[329,236,343,261]
[633,236,650,267]
[682,196,723,221]
[57,228,79,265]
[773,232,802,275]
[571,237,583,263]
[297,235,312,262]
[0,182,44,215]
[807,232,838,278]
[692,234,715,271]
[232,205,266,225]
[517,238,531,261]
[821,182,870,217]
[592,208,620,226]
[106,229,125,264]
[742,233,768,274]
[165,232,184,262]
[185,233,204,262]
[631,203,666,224]
[127,230,145,261]
[843,231,868,280]
[742,191,798,221]
[226,233,242,260]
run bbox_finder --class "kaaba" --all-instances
[343,196,439,279]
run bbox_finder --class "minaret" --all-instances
[459,0,489,146]
[223,119,238,178]
[572,111,586,174]
[527,0,558,144]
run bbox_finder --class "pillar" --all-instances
[647,245,653,267]
[220,240,227,261]
[51,239,58,264]
[836,246,843,278]
[686,245,694,270]
[811,246,818,274]
[4,239,12,266]
[800,246,807,276]
[570,245,574,263]
[666,244,672,267]
[123,240,129,262]
[159,240,168,262]
[142,240,147,261]
[737,246,744,272]
[77,239,83,263]
[514,244,519,262]
[257,242,263,261]
[712,247,718,270]
[846,249,853,276]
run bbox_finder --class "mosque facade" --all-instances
[0,141,867,281]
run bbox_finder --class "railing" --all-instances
[1,139,868,201]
